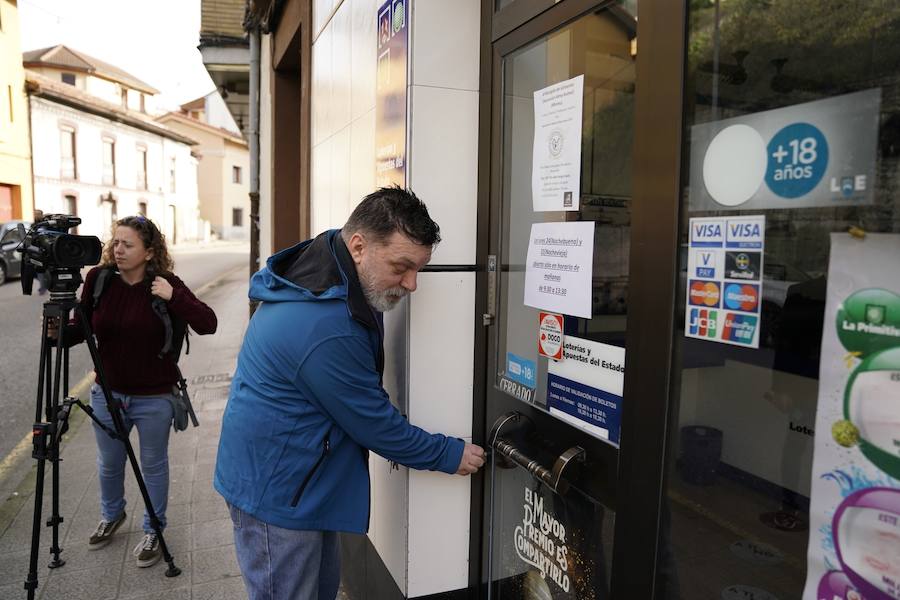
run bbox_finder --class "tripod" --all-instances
[24,278,181,599]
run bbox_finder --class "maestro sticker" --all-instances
[538,312,564,361]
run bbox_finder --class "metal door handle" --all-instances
[488,412,586,494]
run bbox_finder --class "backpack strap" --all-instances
[91,266,117,309]
[148,277,191,362]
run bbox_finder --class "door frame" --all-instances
[470,0,687,597]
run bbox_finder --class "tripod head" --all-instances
[42,267,84,303]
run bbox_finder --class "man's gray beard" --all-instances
[360,269,407,312]
[363,286,407,312]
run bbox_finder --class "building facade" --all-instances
[241,1,900,599]
[157,109,250,240]
[27,69,201,243]
[23,45,161,116]
[0,0,34,224]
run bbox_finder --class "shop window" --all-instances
[232,208,243,227]
[656,4,900,600]
[59,126,76,180]
[102,137,115,185]
[232,166,242,184]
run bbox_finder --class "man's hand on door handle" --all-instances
[456,443,486,475]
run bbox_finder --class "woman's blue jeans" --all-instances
[90,384,173,533]
[228,503,340,600]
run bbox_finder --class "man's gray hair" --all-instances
[342,186,441,247]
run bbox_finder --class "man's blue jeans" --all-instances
[90,384,173,533]
[228,503,341,600]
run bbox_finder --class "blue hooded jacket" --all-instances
[214,229,464,533]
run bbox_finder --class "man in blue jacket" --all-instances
[215,187,485,600]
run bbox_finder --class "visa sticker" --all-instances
[725,216,764,249]
[506,353,536,389]
[690,218,725,248]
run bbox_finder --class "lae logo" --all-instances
[689,280,721,307]
[724,283,760,312]
[722,313,758,344]
[689,308,717,338]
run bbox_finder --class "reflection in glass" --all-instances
[658,2,900,599]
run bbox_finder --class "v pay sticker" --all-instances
[538,312,564,360]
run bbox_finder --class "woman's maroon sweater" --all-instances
[64,266,217,395]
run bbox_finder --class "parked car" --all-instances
[0,220,30,285]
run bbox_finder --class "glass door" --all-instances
[482,2,637,598]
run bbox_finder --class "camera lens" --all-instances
[59,238,86,260]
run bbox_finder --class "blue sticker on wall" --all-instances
[506,353,536,389]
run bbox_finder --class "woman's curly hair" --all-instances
[101,215,174,276]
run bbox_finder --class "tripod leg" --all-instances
[25,312,56,598]
[76,307,182,577]
[25,427,49,599]
[46,331,68,569]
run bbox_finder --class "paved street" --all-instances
[0,253,251,599]
[0,242,250,463]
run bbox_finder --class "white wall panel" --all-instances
[409,86,479,265]
[311,136,333,236]
[312,25,333,146]
[408,272,475,439]
[407,462,472,597]
[330,124,352,229]
[350,0,378,121]
[314,0,336,40]
[411,0,480,91]
[332,3,354,134]
[369,454,410,596]
[349,109,376,207]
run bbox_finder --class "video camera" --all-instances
[16,214,102,296]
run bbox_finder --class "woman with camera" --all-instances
[50,215,217,567]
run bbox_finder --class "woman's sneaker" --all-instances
[88,512,127,549]
[133,533,161,567]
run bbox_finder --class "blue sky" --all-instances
[18,0,216,111]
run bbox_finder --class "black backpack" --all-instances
[88,266,199,430]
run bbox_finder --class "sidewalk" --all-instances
[0,265,251,599]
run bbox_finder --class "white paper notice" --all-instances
[524,221,594,319]
[532,75,584,212]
